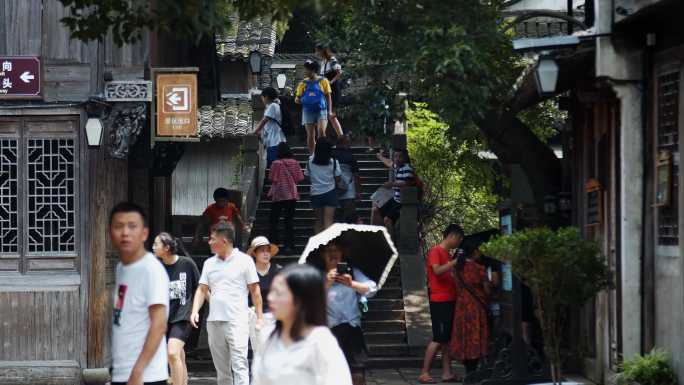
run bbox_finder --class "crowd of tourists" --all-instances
[256,43,419,245]
[109,200,378,385]
[106,44,429,385]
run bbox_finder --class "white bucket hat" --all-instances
[247,236,279,257]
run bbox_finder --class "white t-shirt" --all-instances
[262,102,286,148]
[111,253,170,383]
[199,248,259,323]
[252,326,352,385]
[305,156,342,196]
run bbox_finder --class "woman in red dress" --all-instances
[449,240,491,375]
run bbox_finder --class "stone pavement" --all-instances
[189,368,465,385]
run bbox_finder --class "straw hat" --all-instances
[247,236,279,257]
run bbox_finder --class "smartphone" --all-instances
[336,262,350,275]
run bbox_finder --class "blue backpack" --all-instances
[300,79,327,112]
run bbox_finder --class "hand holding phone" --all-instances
[336,262,350,275]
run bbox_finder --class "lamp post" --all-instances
[534,56,559,96]
[85,118,103,147]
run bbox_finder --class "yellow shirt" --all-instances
[295,77,332,98]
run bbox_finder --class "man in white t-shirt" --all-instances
[109,202,170,385]
[190,223,263,385]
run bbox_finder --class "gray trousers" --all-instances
[206,320,250,385]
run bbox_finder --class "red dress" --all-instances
[449,260,489,361]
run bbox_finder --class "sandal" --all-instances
[417,374,438,384]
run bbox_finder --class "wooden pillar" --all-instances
[87,139,128,369]
[151,177,170,236]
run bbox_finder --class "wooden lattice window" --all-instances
[0,117,79,273]
[657,70,680,245]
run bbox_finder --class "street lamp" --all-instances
[276,73,287,89]
[534,56,559,96]
[249,50,262,74]
[85,118,103,147]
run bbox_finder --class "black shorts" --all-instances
[167,320,192,343]
[429,301,455,343]
[379,199,401,223]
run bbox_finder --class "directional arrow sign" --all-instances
[156,73,197,137]
[0,56,41,99]
[20,71,35,83]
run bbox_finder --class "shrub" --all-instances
[618,349,678,385]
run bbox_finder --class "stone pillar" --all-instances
[398,186,432,350]
[243,134,260,169]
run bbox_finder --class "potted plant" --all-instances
[482,227,613,385]
[617,348,678,385]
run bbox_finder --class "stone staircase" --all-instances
[186,146,423,376]
[252,146,389,253]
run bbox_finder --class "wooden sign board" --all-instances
[585,179,602,227]
[0,56,42,99]
[155,73,198,137]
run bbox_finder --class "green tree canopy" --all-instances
[407,103,499,248]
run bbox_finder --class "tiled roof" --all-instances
[216,14,277,59]
[197,95,253,138]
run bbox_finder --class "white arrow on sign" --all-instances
[20,71,34,83]
[165,86,189,112]
[166,92,182,106]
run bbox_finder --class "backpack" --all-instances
[300,79,327,112]
[271,100,294,136]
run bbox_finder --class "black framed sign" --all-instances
[586,179,602,227]
[655,150,673,207]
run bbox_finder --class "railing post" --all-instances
[242,134,261,188]
[398,185,432,352]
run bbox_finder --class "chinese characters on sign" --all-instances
[0,56,41,99]
[156,73,198,137]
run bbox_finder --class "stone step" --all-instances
[362,309,405,321]
[365,298,405,311]
[270,158,387,167]
[257,199,374,210]
[364,331,407,344]
[361,319,406,332]
[255,206,372,219]
[259,191,378,201]
[262,177,388,190]
[364,356,425,369]
[372,287,402,299]
[367,343,410,357]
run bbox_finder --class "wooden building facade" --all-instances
[0,2,279,383]
[0,1,146,384]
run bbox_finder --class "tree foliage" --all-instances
[406,103,499,249]
[57,0,302,45]
[313,1,566,207]
[482,227,613,384]
[315,1,517,134]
